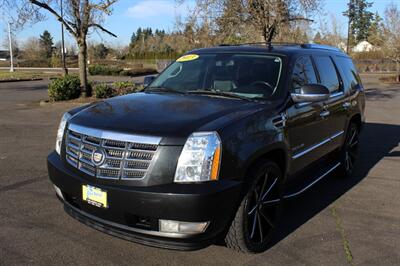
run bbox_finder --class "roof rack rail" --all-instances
[217,42,343,52]
[217,42,303,47]
[239,42,303,46]
[300,43,342,52]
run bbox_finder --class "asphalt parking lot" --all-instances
[0,75,399,265]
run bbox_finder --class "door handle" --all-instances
[342,102,351,109]
[320,110,330,118]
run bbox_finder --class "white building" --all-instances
[352,41,378,53]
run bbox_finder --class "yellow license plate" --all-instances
[82,185,108,208]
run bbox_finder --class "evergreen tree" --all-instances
[368,12,384,46]
[155,29,166,38]
[136,28,142,42]
[344,0,374,45]
[130,32,136,45]
[92,43,109,59]
[313,32,323,44]
[39,30,54,58]
[143,28,153,39]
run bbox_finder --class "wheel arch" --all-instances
[349,113,362,131]
[221,143,288,247]
[242,143,288,186]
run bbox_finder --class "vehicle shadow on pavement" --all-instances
[267,122,400,248]
[365,87,400,100]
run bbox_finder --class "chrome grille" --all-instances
[65,125,160,180]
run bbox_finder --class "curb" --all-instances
[0,78,44,83]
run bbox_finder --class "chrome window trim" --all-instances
[296,91,344,108]
[68,124,162,145]
[330,91,344,98]
[292,131,344,159]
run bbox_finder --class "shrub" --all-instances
[88,64,158,77]
[112,81,145,95]
[88,64,123,76]
[113,81,136,95]
[119,68,158,77]
[48,75,81,101]
[113,81,134,89]
[94,83,114,98]
[19,59,51,67]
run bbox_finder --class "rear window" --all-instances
[334,56,362,92]
[313,56,340,93]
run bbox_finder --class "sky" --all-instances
[0,0,396,49]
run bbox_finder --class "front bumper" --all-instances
[47,152,242,250]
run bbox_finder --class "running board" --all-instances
[283,162,341,200]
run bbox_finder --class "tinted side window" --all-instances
[313,56,340,93]
[291,56,317,92]
[334,56,362,92]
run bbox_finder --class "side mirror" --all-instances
[291,84,330,103]
[143,75,157,87]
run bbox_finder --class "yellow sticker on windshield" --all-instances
[176,54,199,62]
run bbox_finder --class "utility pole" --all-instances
[346,14,351,54]
[7,22,14,72]
[60,0,68,75]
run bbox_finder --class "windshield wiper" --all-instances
[145,86,186,94]
[187,90,253,101]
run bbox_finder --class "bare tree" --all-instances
[30,0,119,96]
[383,2,400,81]
[181,0,321,45]
[1,0,119,96]
[314,13,346,49]
[233,0,320,43]
[2,30,19,55]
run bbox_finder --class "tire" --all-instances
[225,160,284,253]
[338,123,359,178]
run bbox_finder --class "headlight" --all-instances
[174,132,221,183]
[55,112,71,155]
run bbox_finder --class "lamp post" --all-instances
[7,22,14,72]
[60,0,68,75]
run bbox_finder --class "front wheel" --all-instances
[338,123,359,178]
[225,161,283,253]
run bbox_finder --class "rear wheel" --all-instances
[338,123,359,178]
[225,161,283,253]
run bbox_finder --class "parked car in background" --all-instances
[48,43,365,253]
[143,75,157,87]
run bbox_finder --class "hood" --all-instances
[69,92,266,145]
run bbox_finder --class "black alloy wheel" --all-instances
[225,161,283,253]
[339,123,359,177]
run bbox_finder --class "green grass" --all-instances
[331,206,354,265]
[0,71,62,81]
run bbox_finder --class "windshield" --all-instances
[148,53,283,100]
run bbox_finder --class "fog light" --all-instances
[53,185,64,200]
[160,220,179,233]
[159,220,209,234]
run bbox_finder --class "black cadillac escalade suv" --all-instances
[47,43,365,253]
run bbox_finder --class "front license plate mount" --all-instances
[82,184,108,208]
